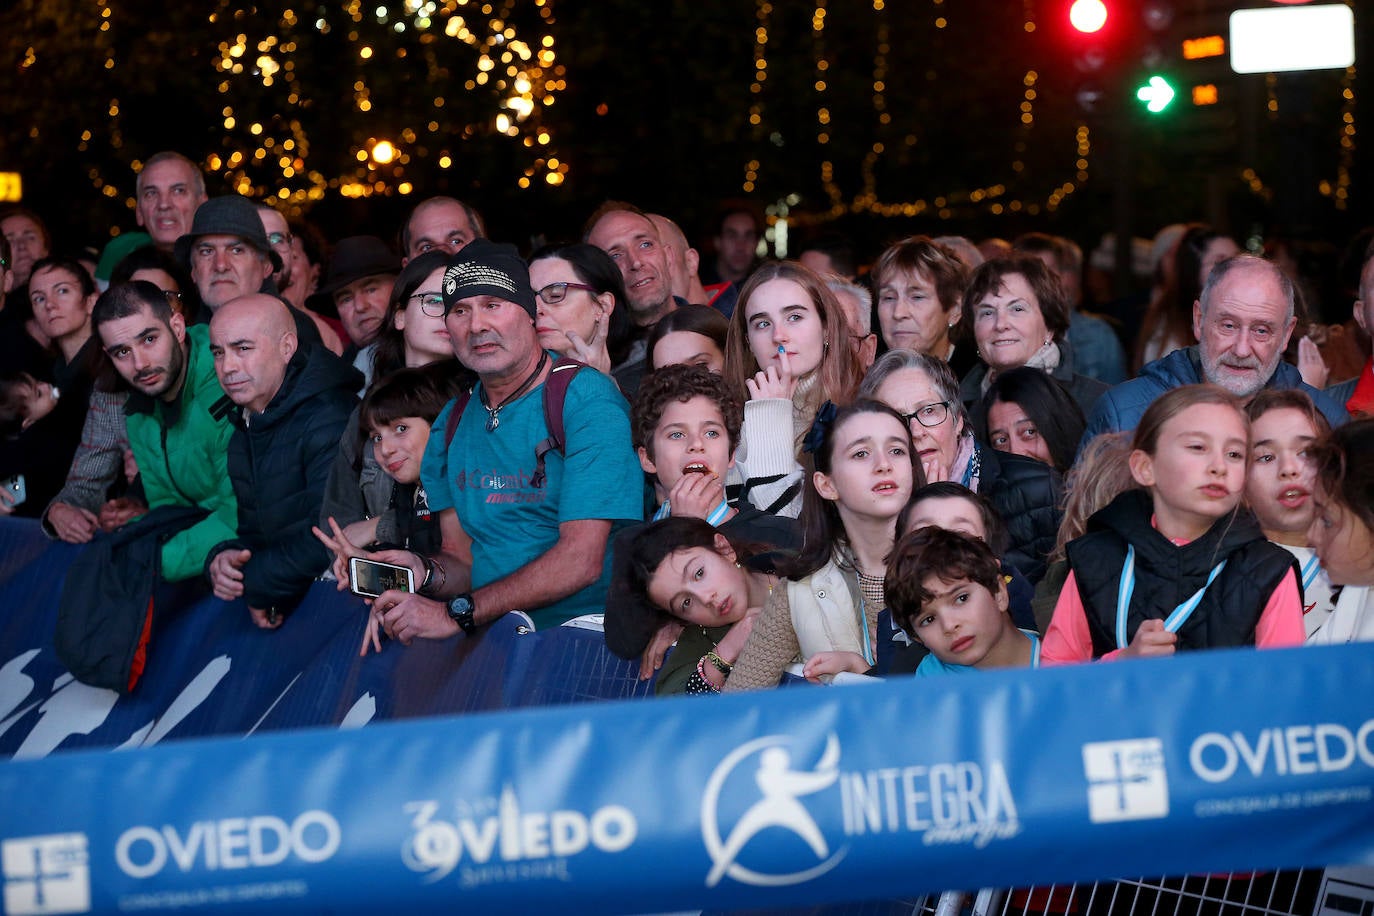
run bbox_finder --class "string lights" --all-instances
[86,0,564,218]
[795,0,1094,227]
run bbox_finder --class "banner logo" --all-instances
[1082,738,1169,823]
[114,811,340,878]
[702,735,847,888]
[1189,721,1374,784]
[2,833,90,915]
[402,788,637,888]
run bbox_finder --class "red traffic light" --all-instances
[1070,0,1108,34]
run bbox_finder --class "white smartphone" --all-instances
[348,557,415,598]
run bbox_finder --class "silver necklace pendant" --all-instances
[485,410,499,432]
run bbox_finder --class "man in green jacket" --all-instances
[91,281,238,581]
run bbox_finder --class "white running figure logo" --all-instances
[703,734,843,888]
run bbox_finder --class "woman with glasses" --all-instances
[320,251,474,550]
[527,243,635,385]
[860,349,1064,583]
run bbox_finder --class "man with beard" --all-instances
[90,281,238,580]
[1083,256,1347,445]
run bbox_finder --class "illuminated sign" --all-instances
[0,173,21,203]
[1182,36,1226,60]
[1192,85,1219,106]
[1230,4,1355,74]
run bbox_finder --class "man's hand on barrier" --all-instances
[1120,618,1177,660]
[209,548,251,601]
[373,590,457,645]
[98,497,145,533]
[46,502,99,542]
[639,619,684,680]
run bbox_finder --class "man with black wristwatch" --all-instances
[367,240,642,642]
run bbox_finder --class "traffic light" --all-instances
[1070,0,1108,34]
[1135,75,1176,113]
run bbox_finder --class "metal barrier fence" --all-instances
[712,867,1361,916]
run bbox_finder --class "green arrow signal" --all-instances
[1136,75,1176,113]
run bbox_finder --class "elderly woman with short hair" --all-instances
[958,255,1107,431]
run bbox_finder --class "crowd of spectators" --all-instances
[2,151,1373,699]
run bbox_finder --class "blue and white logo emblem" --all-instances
[2,833,90,915]
[701,734,847,888]
[1082,738,1169,823]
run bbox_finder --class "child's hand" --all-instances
[1120,618,1177,659]
[803,650,870,683]
[668,470,726,521]
[639,619,684,680]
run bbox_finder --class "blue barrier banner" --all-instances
[2,642,1373,914]
[0,518,651,760]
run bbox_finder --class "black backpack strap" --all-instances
[531,358,584,488]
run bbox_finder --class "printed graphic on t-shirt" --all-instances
[451,466,548,505]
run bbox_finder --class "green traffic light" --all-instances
[1136,75,1176,113]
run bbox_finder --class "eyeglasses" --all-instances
[409,291,447,318]
[536,281,597,305]
[266,231,291,247]
[900,401,951,429]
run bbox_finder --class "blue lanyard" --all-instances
[1300,554,1322,591]
[1115,546,1228,649]
[855,591,875,667]
[1028,631,1042,669]
[652,499,731,526]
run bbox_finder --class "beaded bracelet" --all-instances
[694,655,723,692]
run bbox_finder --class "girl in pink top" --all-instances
[1042,385,1305,663]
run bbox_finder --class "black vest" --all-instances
[1066,490,1298,657]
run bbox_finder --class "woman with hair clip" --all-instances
[723,261,866,517]
[604,517,783,695]
[319,250,473,547]
[724,399,921,690]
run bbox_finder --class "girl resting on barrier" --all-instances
[1041,384,1305,663]
[606,517,782,695]
[724,400,921,689]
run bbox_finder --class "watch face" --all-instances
[449,595,473,615]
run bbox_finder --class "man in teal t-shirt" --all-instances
[372,240,641,638]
